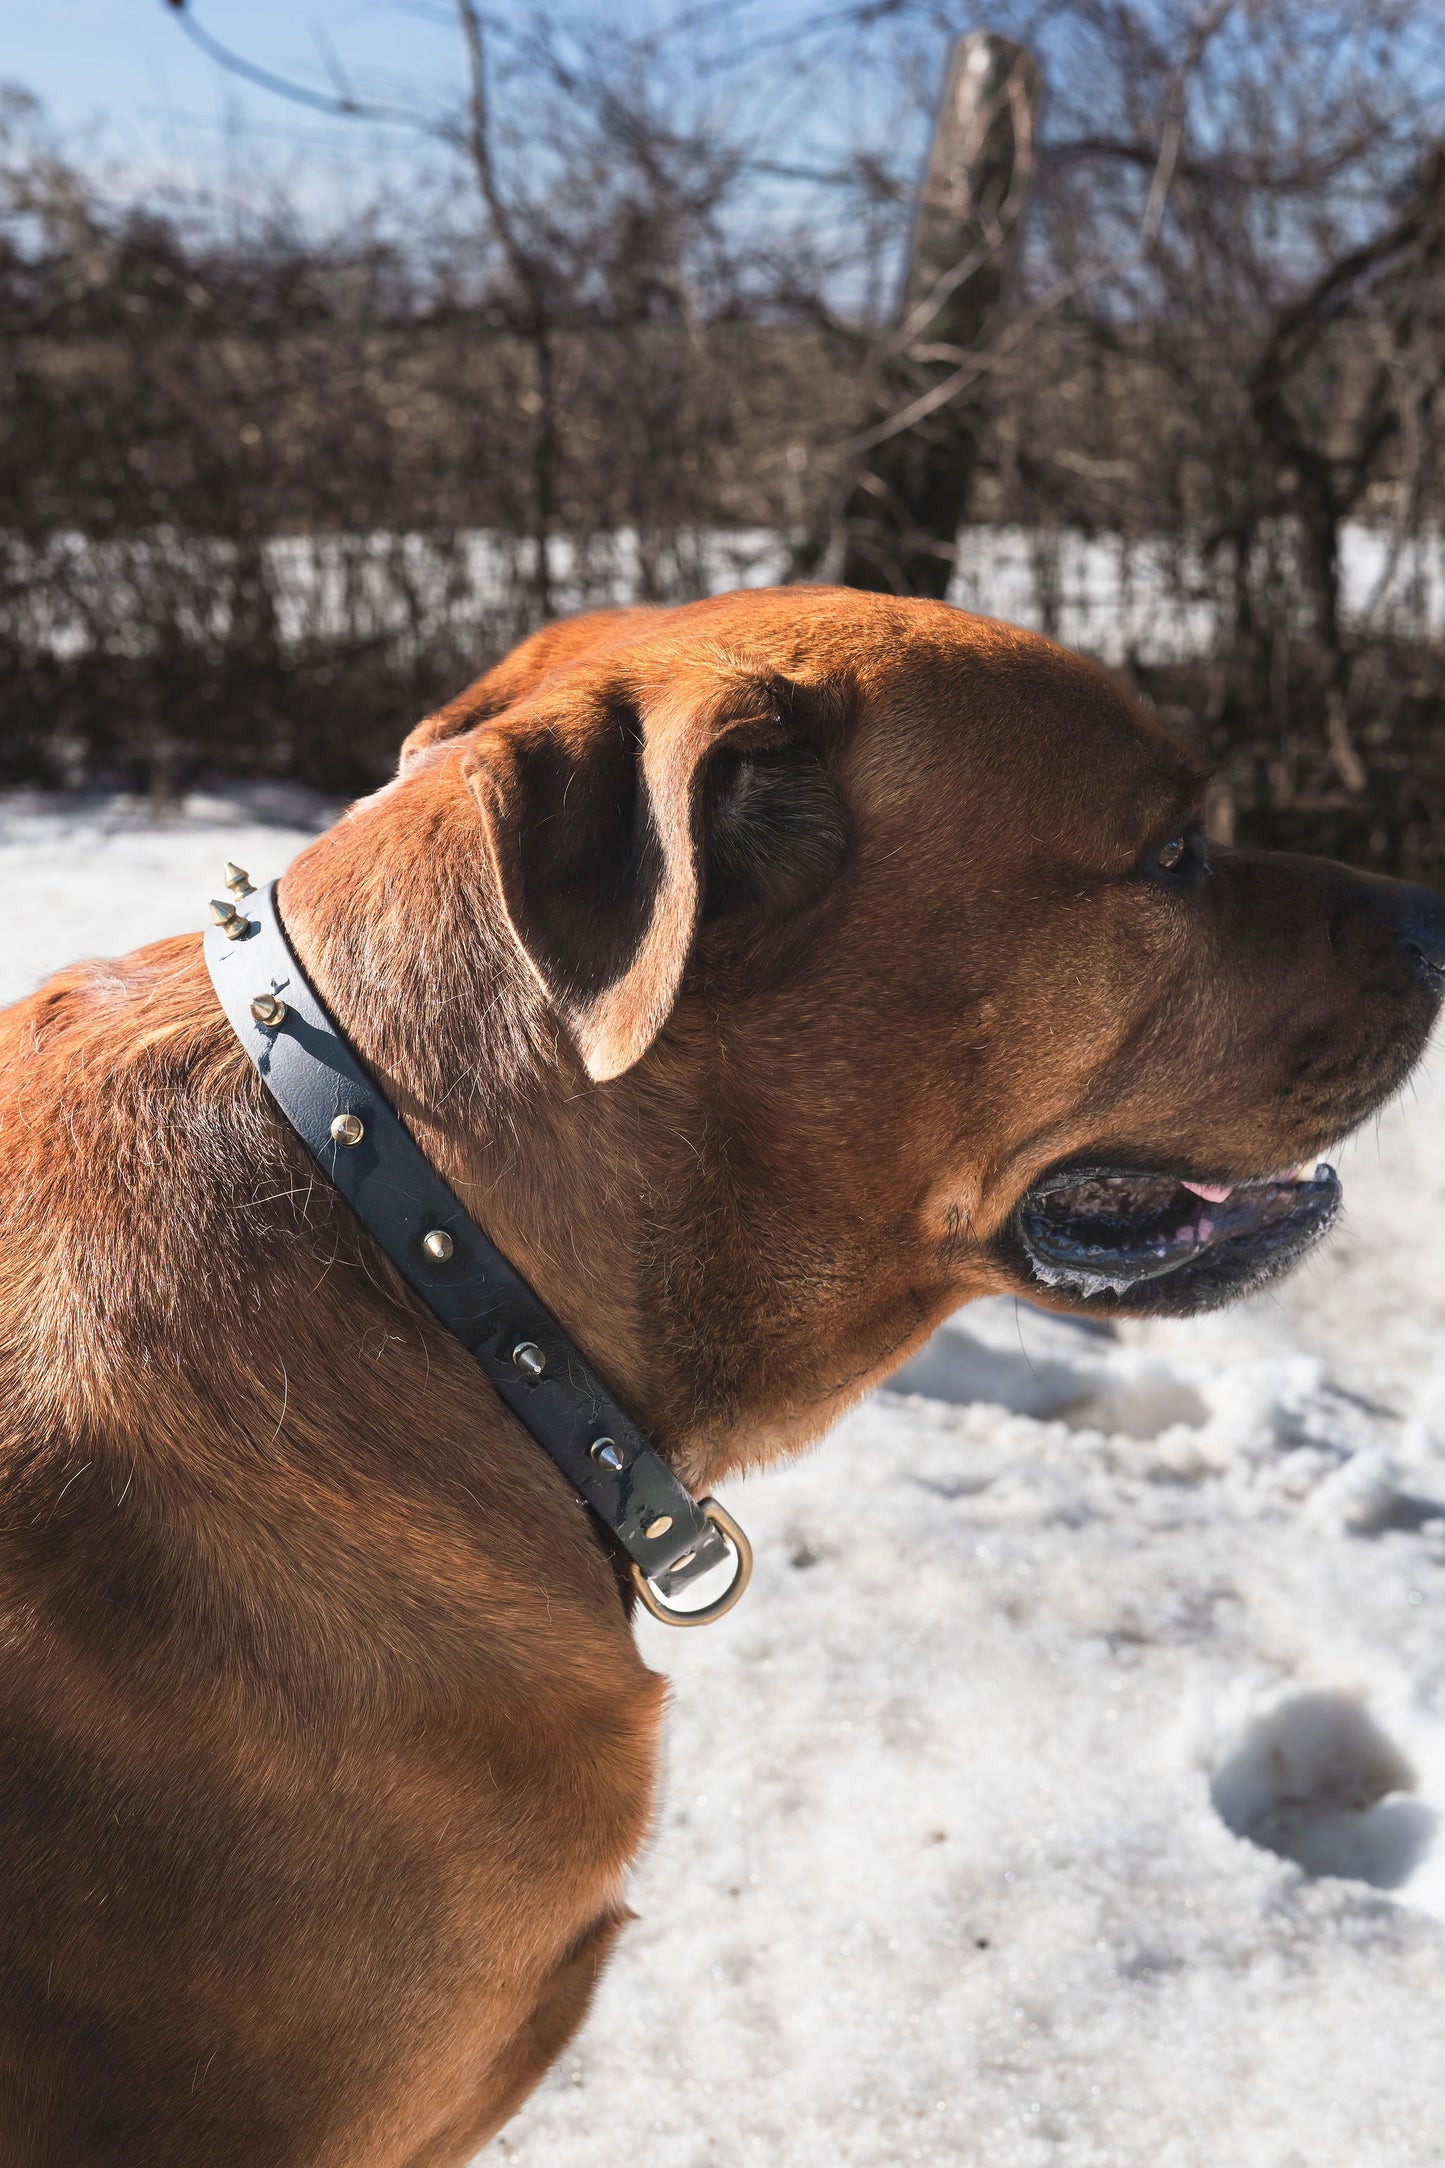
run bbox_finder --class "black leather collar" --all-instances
[204,872,750,1626]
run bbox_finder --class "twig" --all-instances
[165,1,433,128]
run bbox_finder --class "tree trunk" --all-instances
[838,33,1042,599]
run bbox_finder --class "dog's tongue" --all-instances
[1181,1165,1310,1204]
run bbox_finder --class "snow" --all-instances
[13,520,1445,674]
[0,786,337,996]
[948,523,1445,665]
[4,792,1445,2167]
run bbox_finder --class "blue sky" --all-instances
[7,3,494,203]
[4,1,887,197]
[1,0,935,283]
[11,1,496,141]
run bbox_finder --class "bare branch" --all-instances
[454,0,520,267]
[165,1,434,129]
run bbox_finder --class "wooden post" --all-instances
[838,33,1042,598]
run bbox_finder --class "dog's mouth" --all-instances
[1010,1159,1342,1316]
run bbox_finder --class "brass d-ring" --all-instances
[630,1499,753,1628]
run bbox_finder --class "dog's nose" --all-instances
[1389,882,1445,988]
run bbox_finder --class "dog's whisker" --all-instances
[268,1363,290,1444]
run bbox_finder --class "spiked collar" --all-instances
[204,866,751,1627]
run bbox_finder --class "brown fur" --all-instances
[0,588,1438,2163]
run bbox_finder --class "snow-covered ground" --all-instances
[4,790,1445,2168]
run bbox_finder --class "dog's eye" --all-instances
[1141,821,1209,887]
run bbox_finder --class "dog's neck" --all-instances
[274,757,703,1454]
[273,756,964,1486]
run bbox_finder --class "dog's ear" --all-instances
[464,664,846,1081]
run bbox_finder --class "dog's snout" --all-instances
[1328,868,1445,992]
[1390,883,1445,989]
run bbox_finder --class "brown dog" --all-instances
[1,588,1441,2165]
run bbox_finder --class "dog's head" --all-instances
[360,588,1444,1466]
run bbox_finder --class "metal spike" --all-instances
[208,897,251,941]
[512,1342,546,1380]
[422,1229,455,1264]
[249,992,287,1028]
[223,863,254,898]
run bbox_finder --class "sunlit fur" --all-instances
[0,588,1437,2164]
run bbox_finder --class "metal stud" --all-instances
[330,1112,365,1147]
[645,1514,674,1541]
[422,1229,454,1263]
[208,897,250,940]
[224,862,255,898]
[249,992,287,1028]
[512,1342,545,1380]
[589,1436,626,1472]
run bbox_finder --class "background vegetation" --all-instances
[3,1,1444,872]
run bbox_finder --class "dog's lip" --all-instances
[1013,1158,1341,1298]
